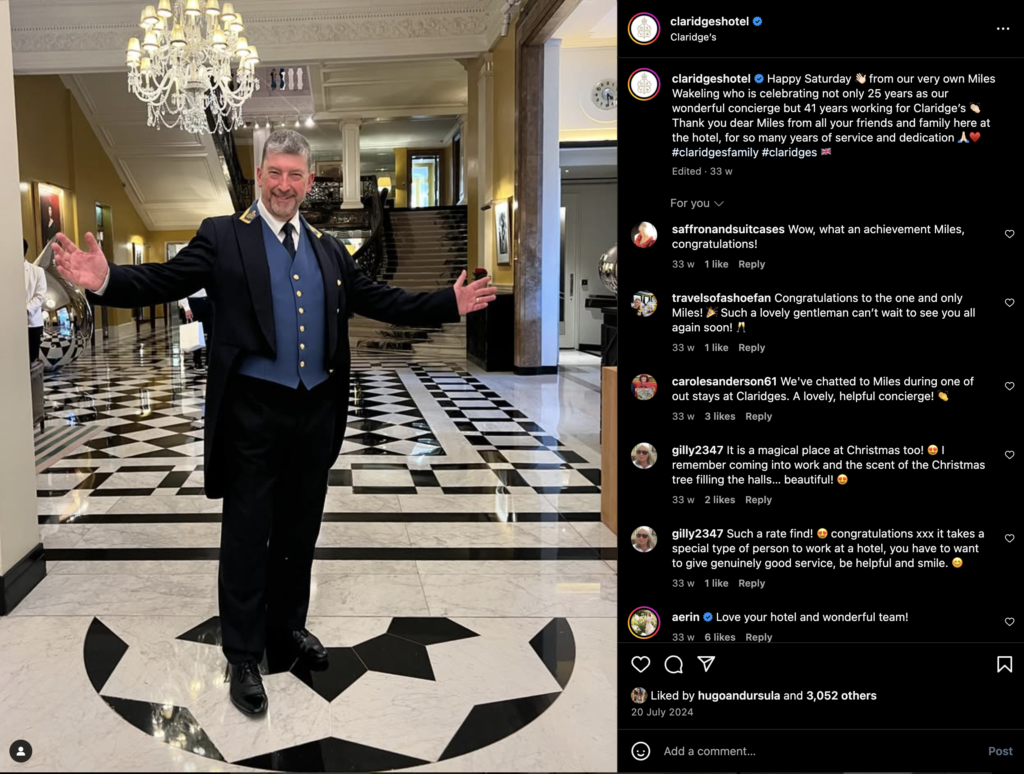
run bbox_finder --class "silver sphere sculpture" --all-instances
[34,243,94,372]
[597,243,618,294]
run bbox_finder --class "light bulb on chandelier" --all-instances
[125,0,260,134]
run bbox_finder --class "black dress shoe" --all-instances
[291,628,329,667]
[228,660,268,715]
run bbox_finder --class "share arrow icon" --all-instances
[697,656,715,672]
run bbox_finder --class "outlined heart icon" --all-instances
[1008,299,1016,308]
[1007,382,1016,391]
[1007,618,1015,627]
[632,656,651,673]
[1007,230,1015,238]
[1006,535,1016,543]
[1006,451,1016,459]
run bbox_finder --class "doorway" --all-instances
[410,153,440,208]
[559,199,578,349]
[95,203,112,339]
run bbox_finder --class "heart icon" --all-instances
[1006,451,1015,460]
[1007,534,1016,543]
[1008,382,1016,391]
[970,132,980,142]
[1007,618,1015,627]
[631,655,650,673]
[1008,299,1016,308]
[1007,230,1016,239]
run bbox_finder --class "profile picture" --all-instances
[628,68,660,101]
[632,291,657,317]
[628,606,660,639]
[631,687,649,704]
[631,443,656,469]
[631,222,657,248]
[632,374,657,401]
[632,526,657,553]
[627,13,660,45]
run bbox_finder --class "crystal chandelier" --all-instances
[125,1,260,134]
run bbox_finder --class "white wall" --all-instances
[563,180,617,348]
[558,46,617,142]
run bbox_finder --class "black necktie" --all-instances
[281,222,296,260]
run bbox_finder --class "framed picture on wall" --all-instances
[36,183,68,247]
[315,160,344,179]
[166,242,189,261]
[494,198,511,266]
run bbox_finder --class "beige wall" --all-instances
[15,75,156,328]
[393,147,408,208]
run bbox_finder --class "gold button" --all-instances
[293,274,299,281]
[300,325,305,332]
[300,343,305,350]
[300,361,305,368]
[299,308,304,314]
[337,280,341,286]
[296,291,302,298]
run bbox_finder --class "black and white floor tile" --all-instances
[3,327,615,772]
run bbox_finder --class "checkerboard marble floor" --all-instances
[2,326,616,773]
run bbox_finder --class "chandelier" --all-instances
[125,1,260,134]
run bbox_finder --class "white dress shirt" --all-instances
[256,198,302,252]
[25,262,47,328]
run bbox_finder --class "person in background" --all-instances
[24,239,47,363]
[178,288,212,372]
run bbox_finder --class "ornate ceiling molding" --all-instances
[13,2,493,73]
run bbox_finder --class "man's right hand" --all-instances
[185,309,194,322]
[52,232,109,291]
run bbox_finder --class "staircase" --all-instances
[350,206,468,361]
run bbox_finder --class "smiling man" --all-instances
[51,130,495,717]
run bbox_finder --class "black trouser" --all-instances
[218,373,337,665]
[28,326,42,363]
[189,297,213,368]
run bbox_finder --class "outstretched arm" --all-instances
[54,220,216,309]
[345,251,495,326]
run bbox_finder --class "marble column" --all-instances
[339,118,364,210]
[513,41,559,374]
[476,55,495,277]
[0,0,45,613]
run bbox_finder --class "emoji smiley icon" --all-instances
[928,445,939,456]
[837,474,848,485]
[817,528,828,539]
[952,557,963,568]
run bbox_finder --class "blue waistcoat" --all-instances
[237,217,329,389]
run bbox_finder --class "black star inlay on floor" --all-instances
[83,618,129,693]
[101,696,225,762]
[439,692,562,761]
[290,648,367,702]
[386,616,479,646]
[236,736,428,773]
[353,633,435,680]
[530,617,576,689]
[175,615,223,647]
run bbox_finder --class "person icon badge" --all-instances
[9,740,33,762]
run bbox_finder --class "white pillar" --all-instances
[477,55,495,277]
[339,118,363,210]
[0,0,44,609]
[252,124,270,200]
[540,39,562,363]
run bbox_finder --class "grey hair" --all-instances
[262,130,312,168]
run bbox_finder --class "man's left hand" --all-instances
[453,271,497,315]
